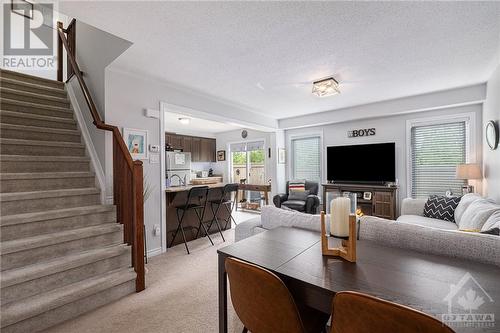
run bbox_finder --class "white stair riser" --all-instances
[1,160,90,173]
[0,114,77,130]
[0,80,66,98]
[1,252,131,304]
[0,143,86,157]
[1,101,74,119]
[0,128,81,143]
[1,176,95,194]
[1,91,70,109]
[1,230,123,271]
[1,193,100,216]
[0,71,64,90]
[1,211,116,241]
[1,280,135,333]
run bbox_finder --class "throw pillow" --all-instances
[481,227,500,236]
[288,190,310,201]
[288,180,306,192]
[454,193,482,225]
[458,199,500,231]
[423,195,461,223]
[481,210,500,231]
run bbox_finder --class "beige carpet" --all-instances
[44,229,243,333]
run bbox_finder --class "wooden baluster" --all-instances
[57,21,63,82]
[133,161,145,291]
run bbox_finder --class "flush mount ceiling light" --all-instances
[178,117,190,125]
[312,77,340,97]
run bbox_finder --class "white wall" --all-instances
[104,69,278,255]
[483,63,500,202]
[285,104,483,211]
[214,129,283,197]
[68,22,132,171]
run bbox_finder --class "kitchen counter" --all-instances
[165,182,231,248]
[165,182,226,193]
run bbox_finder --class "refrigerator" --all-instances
[166,152,192,186]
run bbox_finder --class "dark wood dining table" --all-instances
[218,227,500,333]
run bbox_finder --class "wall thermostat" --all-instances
[149,144,160,153]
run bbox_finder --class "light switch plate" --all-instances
[149,153,159,164]
[149,144,160,153]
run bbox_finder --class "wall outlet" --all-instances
[153,224,161,236]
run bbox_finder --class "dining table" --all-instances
[218,227,500,333]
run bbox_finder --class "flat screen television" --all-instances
[327,142,396,183]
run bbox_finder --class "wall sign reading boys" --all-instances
[348,128,376,138]
[123,128,148,160]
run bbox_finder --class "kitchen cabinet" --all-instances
[165,133,215,162]
[191,137,201,161]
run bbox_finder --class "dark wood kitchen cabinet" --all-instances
[165,133,216,162]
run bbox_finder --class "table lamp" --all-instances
[456,163,482,194]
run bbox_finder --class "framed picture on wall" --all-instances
[217,150,226,161]
[278,148,286,164]
[123,128,148,160]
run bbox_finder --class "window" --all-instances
[291,136,321,183]
[410,121,467,198]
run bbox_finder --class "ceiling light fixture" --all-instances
[312,77,340,97]
[178,117,190,125]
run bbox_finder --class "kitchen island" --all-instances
[165,183,231,248]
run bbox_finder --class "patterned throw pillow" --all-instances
[288,190,310,201]
[288,180,306,192]
[423,195,462,223]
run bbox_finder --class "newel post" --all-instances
[133,160,145,291]
[57,21,63,82]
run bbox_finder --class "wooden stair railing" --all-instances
[56,21,145,292]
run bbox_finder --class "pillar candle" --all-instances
[330,197,350,237]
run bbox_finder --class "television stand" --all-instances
[322,183,398,220]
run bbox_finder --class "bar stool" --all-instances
[169,186,212,254]
[208,183,239,233]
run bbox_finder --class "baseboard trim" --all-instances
[147,247,162,258]
[66,79,107,204]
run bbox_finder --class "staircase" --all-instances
[0,69,137,333]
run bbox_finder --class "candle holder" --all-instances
[320,211,357,262]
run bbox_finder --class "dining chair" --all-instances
[330,291,455,333]
[225,257,329,333]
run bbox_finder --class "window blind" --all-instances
[411,121,466,198]
[292,136,321,183]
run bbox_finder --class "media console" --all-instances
[322,183,398,220]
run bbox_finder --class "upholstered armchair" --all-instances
[273,181,320,214]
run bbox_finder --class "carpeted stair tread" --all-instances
[0,155,90,162]
[0,123,80,136]
[0,204,114,226]
[1,223,123,255]
[0,77,67,97]
[0,171,94,181]
[0,267,136,328]
[0,109,75,123]
[0,88,70,106]
[0,138,85,149]
[0,69,64,89]
[0,188,100,203]
[1,244,130,288]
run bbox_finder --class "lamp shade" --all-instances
[456,163,482,180]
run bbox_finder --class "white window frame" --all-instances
[287,132,324,185]
[227,138,267,184]
[405,112,476,198]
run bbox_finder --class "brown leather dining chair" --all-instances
[330,291,455,333]
[225,257,329,333]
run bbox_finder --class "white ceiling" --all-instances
[60,1,500,119]
[164,111,241,137]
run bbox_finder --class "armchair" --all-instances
[273,181,320,214]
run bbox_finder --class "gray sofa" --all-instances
[235,194,500,266]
